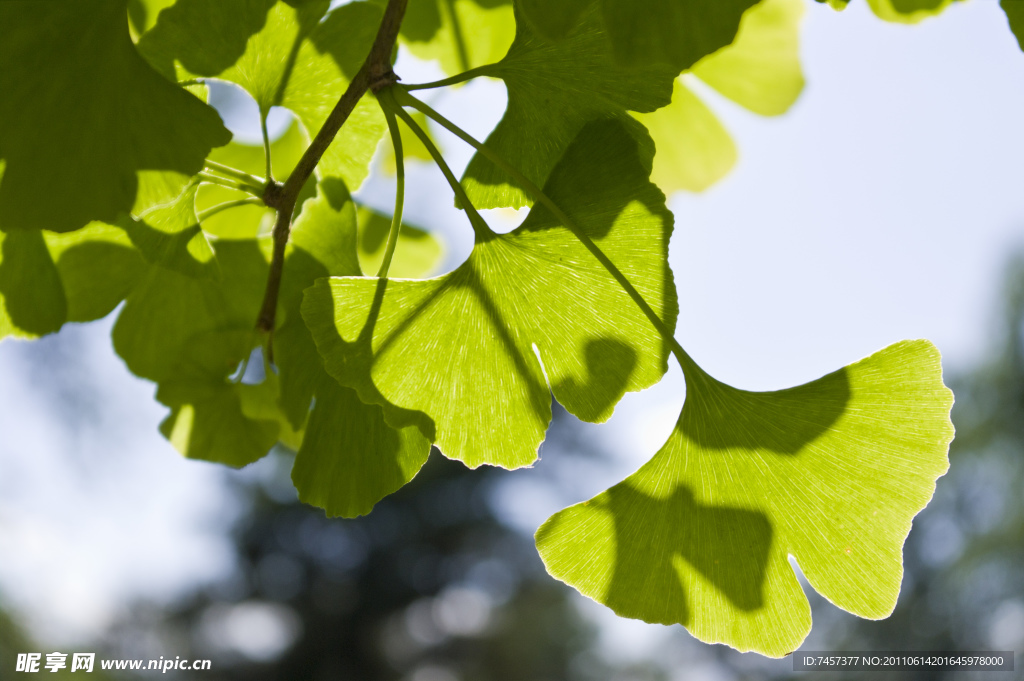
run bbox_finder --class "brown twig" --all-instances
[255,0,409,340]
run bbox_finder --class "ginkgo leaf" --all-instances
[637,81,738,194]
[43,224,148,324]
[303,120,677,469]
[356,206,443,279]
[0,231,67,340]
[121,181,218,279]
[158,330,281,468]
[291,374,432,517]
[691,0,805,117]
[866,0,957,23]
[0,1,230,234]
[536,340,954,657]
[636,0,804,195]
[140,0,387,191]
[598,0,759,71]
[1003,0,1024,51]
[516,0,757,72]
[460,3,676,209]
[397,0,516,74]
[112,176,430,504]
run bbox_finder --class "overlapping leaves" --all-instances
[538,341,954,656]
[637,0,805,193]
[112,174,437,516]
[303,120,678,469]
[0,0,229,234]
[139,0,387,190]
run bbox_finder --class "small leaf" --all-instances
[303,120,677,469]
[0,0,230,233]
[461,3,676,208]
[537,340,954,657]
[1002,0,1024,51]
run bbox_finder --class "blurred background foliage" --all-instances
[4,256,1021,680]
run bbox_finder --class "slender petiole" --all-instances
[203,160,266,188]
[377,94,406,278]
[441,0,470,73]
[260,111,274,182]
[197,197,264,222]
[196,172,264,197]
[403,65,495,91]
[380,89,494,240]
[392,86,700,375]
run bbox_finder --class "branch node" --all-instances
[370,69,400,94]
[262,180,286,210]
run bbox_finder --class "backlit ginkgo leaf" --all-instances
[303,120,677,469]
[637,0,804,194]
[598,0,759,70]
[0,0,229,234]
[397,0,516,74]
[139,0,386,191]
[537,340,954,657]
[459,3,676,209]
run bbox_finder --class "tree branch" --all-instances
[255,0,409,339]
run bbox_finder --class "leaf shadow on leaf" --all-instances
[138,0,278,78]
[320,277,439,442]
[683,368,851,454]
[552,338,637,423]
[597,483,773,623]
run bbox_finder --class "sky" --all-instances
[1,0,1023,655]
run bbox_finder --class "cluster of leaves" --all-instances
[8,0,1019,657]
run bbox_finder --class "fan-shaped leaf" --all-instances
[304,120,677,469]
[537,340,954,657]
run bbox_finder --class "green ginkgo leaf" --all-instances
[303,120,677,469]
[140,0,386,191]
[536,340,954,657]
[0,231,67,340]
[516,0,757,72]
[460,3,676,209]
[0,1,230,234]
[397,0,516,74]
[865,0,957,23]
[1003,0,1024,51]
[598,0,758,71]
[112,176,430,506]
[637,0,804,194]
[43,224,149,324]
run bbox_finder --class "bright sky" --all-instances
[1,0,1022,650]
